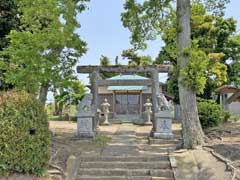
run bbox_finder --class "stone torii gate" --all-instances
[77,65,172,138]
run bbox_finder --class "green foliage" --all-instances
[227,34,240,86]
[0,91,49,175]
[94,135,111,147]
[166,68,180,103]
[197,98,223,128]
[230,115,240,122]
[0,0,20,51]
[121,0,230,50]
[100,55,111,66]
[121,49,153,66]
[180,49,209,94]
[0,0,20,90]
[121,0,172,49]
[156,2,235,100]
[199,0,230,16]
[221,110,231,123]
[55,81,86,106]
[207,53,228,85]
[0,0,88,102]
[99,55,114,79]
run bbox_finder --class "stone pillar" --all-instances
[92,70,99,130]
[140,91,143,113]
[151,69,159,134]
[101,98,110,125]
[112,91,116,116]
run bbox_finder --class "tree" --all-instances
[121,0,230,148]
[121,49,153,66]
[0,0,88,106]
[155,2,237,100]
[54,80,86,116]
[100,55,111,66]
[0,0,20,90]
[176,0,204,147]
[0,0,19,51]
[225,34,240,86]
[98,55,117,79]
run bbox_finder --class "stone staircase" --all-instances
[77,155,174,180]
[77,124,178,180]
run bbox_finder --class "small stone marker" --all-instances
[77,114,94,137]
[76,94,95,138]
[66,155,79,180]
[153,110,174,139]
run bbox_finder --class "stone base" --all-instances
[101,122,110,126]
[152,132,174,139]
[144,121,152,126]
[77,132,95,138]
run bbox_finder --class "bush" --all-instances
[222,110,231,123]
[0,91,50,176]
[197,98,223,128]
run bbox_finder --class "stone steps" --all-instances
[80,161,171,169]
[78,155,174,180]
[77,124,178,180]
[78,168,174,177]
[148,138,179,145]
[138,146,175,152]
[79,156,169,162]
[77,175,174,180]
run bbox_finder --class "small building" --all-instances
[216,85,240,115]
[96,74,172,122]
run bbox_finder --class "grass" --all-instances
[46,104,78,121]
[229,114,240,122]
[94,135,111,147]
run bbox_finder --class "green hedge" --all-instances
[197,98,230,128]
[0,91,50,176]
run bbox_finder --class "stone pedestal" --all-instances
[152,110,174,139]
[76,112,95,138]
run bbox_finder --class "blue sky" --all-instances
[47,0,240,102]
[75,0,240,85]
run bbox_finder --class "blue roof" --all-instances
[107,74,149,91]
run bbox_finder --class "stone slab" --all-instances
[153,111,174,139]
[77,117,95,138]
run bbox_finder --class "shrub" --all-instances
[197,98,223,128]
[222,110,231,123]
[0,91,50,176]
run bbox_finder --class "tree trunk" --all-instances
[53,88,59,115]
[39,83,50,107]
[177,0,204,148]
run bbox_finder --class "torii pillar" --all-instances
[91,70,99,131]
[151,69,159,136]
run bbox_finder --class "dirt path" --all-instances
[175,149,233,180]
[205,122,240,179]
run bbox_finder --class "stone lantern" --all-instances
[101,98,111,125]
[144,98,152,125]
